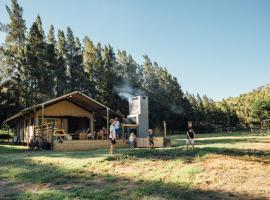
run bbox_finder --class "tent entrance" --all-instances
[68,117,90,134]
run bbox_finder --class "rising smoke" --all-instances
[114,80,184,116]
[113,80,145,100]
[170,104,184,115]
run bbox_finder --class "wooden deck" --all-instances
[54,139,129,151]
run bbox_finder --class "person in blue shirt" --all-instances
[114,117,120,139]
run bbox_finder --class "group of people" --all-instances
[108,118,196,155]
[86,127,108,140]
[108,117,159,155]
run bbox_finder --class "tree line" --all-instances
[225,85,270,128]
[1,0,268,133]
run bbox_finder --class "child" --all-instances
[148,129,155,149]
[129,132,136,148]
[186,121,195,150]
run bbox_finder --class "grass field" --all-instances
[0,132,269,200]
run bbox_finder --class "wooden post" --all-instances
[23,119,25,144]
[106,108,109,139]
[26,116,29,146]
[41,104,44,138]
[51,120,54,152]
[92,112,95,132]
[8,128,10,143]
[163,120,167,138]
[122,125,125,142]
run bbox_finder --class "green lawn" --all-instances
[0,132,269,200]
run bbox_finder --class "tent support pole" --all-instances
[92,112,95,132]
[41,104,44,138]
[107,108,109,139]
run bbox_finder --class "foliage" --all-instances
[225,85,270,126]
[250,99,270,124]
[1,0,269,132]
[0,0,193,132]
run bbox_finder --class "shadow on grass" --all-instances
[1,142,269,166]
[10,145,269,165]
[0,154,265,200]
[107,146,270,165]
[0,144,28,154]
[196,138,256,145]
[171,137,264,146]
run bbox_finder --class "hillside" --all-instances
[255,83,270,92]
[225,84,270,125]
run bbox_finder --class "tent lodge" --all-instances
[5,91,129,151]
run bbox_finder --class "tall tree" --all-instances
[23,16,50,105]
[92,42,105,100]
[4,0,26,47]
[35,14,45,40]
[0,0,26,84]
[65,27,76,88]
[103,45,121,108]
[83,36,96,81]
[55,30,67,96]
[46,24,57,97]
[71,37,87,92]
[0,0,26,124]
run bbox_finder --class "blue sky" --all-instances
[1,0,270,100]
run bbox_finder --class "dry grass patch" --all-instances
[1,132,270,199]
[194,154,270,199]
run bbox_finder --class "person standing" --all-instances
[186,121,195,150]
[114,117,120,139]
[109,119,116,155]
[148,129,155,149]
[129,132,136,148]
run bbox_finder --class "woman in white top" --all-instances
[109,119,116,155]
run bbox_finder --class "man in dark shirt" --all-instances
[186,121,195,150]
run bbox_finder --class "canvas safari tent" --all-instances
[5,91,128,151]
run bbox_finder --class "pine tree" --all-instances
[1,0,26,84]
[0,0,26,122]
[102,45,121,108]
[71,37,87,92]
[142,55,161,127]
[46,25,57,97]
[55,30,67,96]
[23,17,49,105]
[48,25,56,45]
[92,42,105,100]
[83,36,96,82]
[4,0,26,47]
[65,27,76,89]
